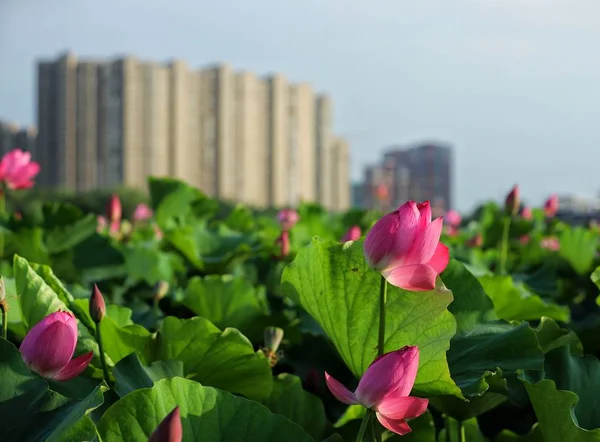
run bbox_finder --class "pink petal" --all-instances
[376,413,412,435]
[324,372,358,405]
[425,243,449,274]
[150,406,183,442]
[24,162,41,179]
[417,201,432,224]
[376,396,429,420]
[52,351,93,381]
[355,346,420,407]
[383,264,438,291]
[20,312,78,377]
[403,217,443,266]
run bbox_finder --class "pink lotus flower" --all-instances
[505,185,520,216]
[277,208,299,231]
[133,203,153,221]
[325,346,428,436]
[275,230,290,258]
[544,194,559,218]
[363,201,449,291]
[444,210,461,227]
[19,311,93,381]
[149,406,182,442]
[341,225,362,242]
[541,237,560,251]
[0,149,40,190]
[107,194,121,223]
[521,206,533,220]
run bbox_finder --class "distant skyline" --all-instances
[1,0,599,211]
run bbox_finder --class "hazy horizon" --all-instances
[1,0,599,212]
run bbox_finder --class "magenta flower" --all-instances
[363,201,449,291]
[277,209,299,231]
[544,194,559,218]
[89,285,106,323]
[325,346,428,436]
[541,236,560,251]
[133,203,153,221]
[0,149,40,190]
[149,406,183,442]
[444,210,461,227]
[19,311,93,381]
[341,225,362,242]
[521,206,533,220]
[106,194,122,223]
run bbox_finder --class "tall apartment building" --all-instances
[36,51,351,210]
[0,121,37,156]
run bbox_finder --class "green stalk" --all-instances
[95,323,110,383]
[459,420,466,442]
[355,410,372,442]
[498,216,511,275]
[377,275,388,356]
[1,304,7,340]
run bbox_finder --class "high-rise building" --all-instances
[330,137,351,211]
[359,142,453,213]
[0,121,36,156]
[315,95,333,208]
[35,51,350,209]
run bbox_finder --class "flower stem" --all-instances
[355,410,372,442]
[377,275,388,356]
[498,216,511,275]
[95,323,110,383]
[459,420,466,442]
[1,303,7,340]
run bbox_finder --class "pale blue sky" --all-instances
[1,0,599,211]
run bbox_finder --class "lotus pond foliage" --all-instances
[1,149,600,441]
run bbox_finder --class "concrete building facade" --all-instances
[34,52,351,210]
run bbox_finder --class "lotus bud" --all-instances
[149,406,182,442]
[107,194,122,222]
[89,284,106,323]
[504,185,520,216]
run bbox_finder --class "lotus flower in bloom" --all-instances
[277,208,299,231]
[341,225,362,242]
[363,201,449,291]
[133,203,153,221]
[0,148,41,190]
[107,194,122,223]
[149,406,182,442]
[19,311,93,381]
[521,206,533,220]
[544,194,559,218]
[325,346,428,435]
[505,185,520,216]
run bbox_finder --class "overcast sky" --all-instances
[1,0,599,211]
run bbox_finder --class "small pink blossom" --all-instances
[341,225,362,242]
[19,311,93,381]
[0,149,40,190]
[363,201,449,291]
[444,210,461,227]
[521,207,533,220]
[133,203,153,221]
[541,237,560,251]
[277,209,299,231]
[325,346,428,436]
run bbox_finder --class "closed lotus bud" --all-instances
[154,281,170,301]
[264,327,284,353]
[504,185,520,216]
[544,194,559,218]
[90,284,106,323]
[107,194,122,223]
[19,311,93,381]
[149,406,182,442]
[277,209,299,231]
[341,225,362,242]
